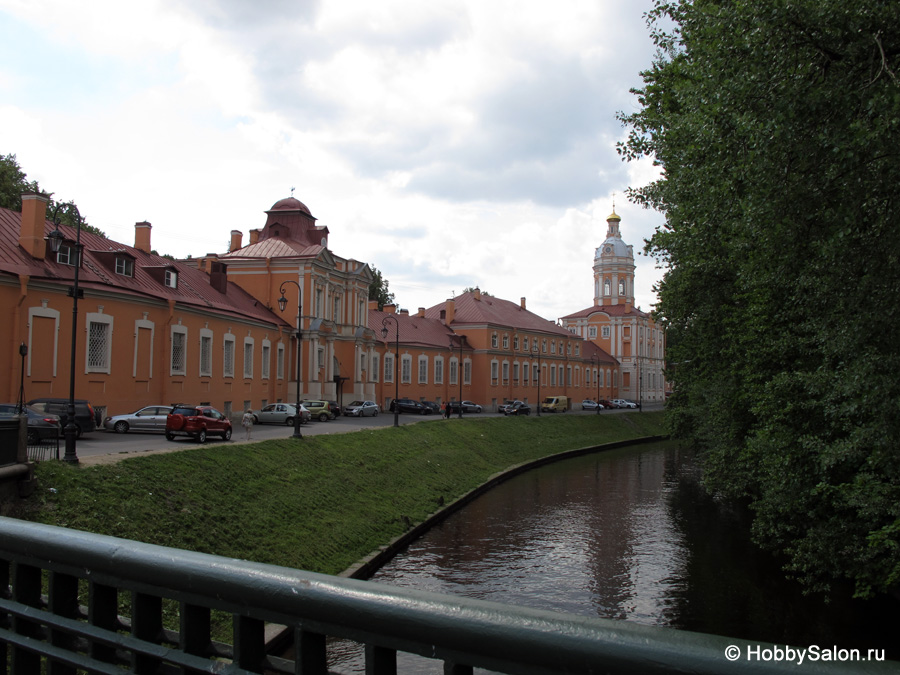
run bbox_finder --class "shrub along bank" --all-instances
[13,412,665,575]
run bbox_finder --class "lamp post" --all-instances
[381,315,400,427]
[449,336,463,419]
[590,354,600,414]
[532,342,542,417]
[277,281,303,439]
[46,203,83,464]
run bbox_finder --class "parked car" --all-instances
[540,396,568,413]
[389,398,431,414]
[504,401,532,416]
[612,399,638,409]
[252,403,309,426]
[103,405,173,434]
[165,405,232,443]
[326,401,342,417]
[343,400,380,417]
[0,404,61,443]
[27,398,100,437]
[581,399,601,411]
[422,401,441,414]
[498,400,520,414]
[459,400,482,413]
[302,400,335,422]
[597,399,615,409]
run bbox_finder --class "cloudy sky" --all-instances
[0,0,666,321]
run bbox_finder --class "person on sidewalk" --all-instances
[241,409,254,441]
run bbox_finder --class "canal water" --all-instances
[328,441,897,672]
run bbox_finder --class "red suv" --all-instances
[166,405,232,443]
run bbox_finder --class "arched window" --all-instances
[604,279,610,295]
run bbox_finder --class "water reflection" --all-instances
[326,441,896,673]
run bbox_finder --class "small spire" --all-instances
[290,186,296,197]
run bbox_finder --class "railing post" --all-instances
[48,570,79,675]
[11,563,41,675]
[295,628,327,675]
[365,644,397,675]
[234,614,265,672]
[89,582,118,664]
[180,602,211,662]
[132,591,163,673]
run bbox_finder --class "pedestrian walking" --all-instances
[444,402,451,419]
[241,409,254,440]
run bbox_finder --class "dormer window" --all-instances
[115,257,134,277]
[165,269,178,288]
[57,244,78,266]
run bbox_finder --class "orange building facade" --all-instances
[1,192,630,419]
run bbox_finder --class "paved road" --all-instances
[61,403,663,463]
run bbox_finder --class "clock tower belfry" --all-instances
[592,210,635,307]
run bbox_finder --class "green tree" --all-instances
[0,153,105,236]
[368,266,395,309]
[620,0,900,597]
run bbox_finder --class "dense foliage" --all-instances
[0,153,104,236]
[368,265,395,309]
[620,1,900,596]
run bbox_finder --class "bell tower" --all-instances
[592,210,635,307]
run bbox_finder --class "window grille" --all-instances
[418,356,428,384]
[88,322,109,370]
[277,344,285,379]
[171,331,186,374]
[463,361,472,385]
[449,358,457,386]
[224,339,235,377]
[401,356,412,384]
[384,354,394,383]
[244,342,253,378]
[491,361,499,383]
[200,336,212,376]
[434,358,443,385]
[261,345,270,379]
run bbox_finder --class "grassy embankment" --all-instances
[13,412,665,575]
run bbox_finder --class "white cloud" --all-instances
[0,0,665,323]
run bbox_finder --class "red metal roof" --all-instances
[368,310,459,350]
[425,291,574,337]
[0,206,289,327]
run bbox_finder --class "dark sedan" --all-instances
[389,399,432,414]
[504,402,532,416]
[0,404,61,443]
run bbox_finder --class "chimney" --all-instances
[19,193,49,260]
[209,261,228,293]
[444,299,455,325]
[134,221,152,253]
[229,230,243,252]
[520,297,526,310]
[249,229,260,245]
[474,287,481,301]
[399,309,409,316]
[383,304,397,314]
[417,307,425,318]
[368,300,379,311]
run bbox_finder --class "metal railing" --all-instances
[0,517,895,674]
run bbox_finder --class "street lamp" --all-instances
[449,336,463,419]
[532,342,542,416]
[590,354,600,414]
[277,281,303,439]
[381,315,400,428]
[46,202,83,464]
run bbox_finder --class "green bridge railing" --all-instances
[0,517,895,674]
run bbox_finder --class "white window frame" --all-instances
[277,343,285,380]
[401,355,412,384]
[384,354,394,383]
[372,353,379,382]
[223,333,235,378]
[449,357,458,386]
[490,360,499,384]
[243,337,255,379]
[602,326,610,339]
[434,356,444,385]
[165,269,178,288]
[170,325,188,376]
[261,340,271,380]
[418,355,428,384]
[463,360,471,385]
[85,313,113,374]
[115,257,134,277]
[199,328,213,377]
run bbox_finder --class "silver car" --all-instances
[104,405,173,434]
[344,400,379,417]
[252,403,310,426]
